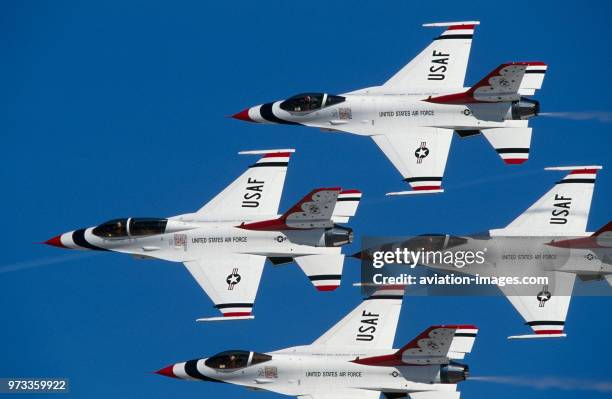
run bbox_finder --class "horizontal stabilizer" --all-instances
[427,62,547,104]
[332,189,362,223]
[519,63,548,95]
[482,127,532,164]
[353,325,478,366]
[295,254,345,291]
[240,188,342,230]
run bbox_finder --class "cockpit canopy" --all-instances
[92,218,168,238]
[204,350,272,370]
[280,93,345,113]
[396,234,468,252]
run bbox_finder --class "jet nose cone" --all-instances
[154,365,177,378]
[44,235,66,248]
[232,108,254,122]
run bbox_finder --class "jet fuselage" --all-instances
[159,346,463,397]
[238,92,536,136]
[47,215,350,263]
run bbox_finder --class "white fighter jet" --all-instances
[44,150,362,321]
[357,166,610,339]
[155,287,478,399]
[233,21,547,195]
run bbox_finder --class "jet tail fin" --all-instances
[427,62,547,104]
[312,287,404,349]
[495,166,602,236]
[239,188,342,231]
[195,149,294,219]
[381,21,479,92]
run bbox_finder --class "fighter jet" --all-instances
[357,166,610,338]
[44,149,362,321]
[155,287,478,399]
[233,21,547,195]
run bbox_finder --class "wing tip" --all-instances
[508,333,566,339]
[545,165,602,171]
[386,189,444,196]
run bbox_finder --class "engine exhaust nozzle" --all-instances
[439,361,469,384]
[510,97,540,120]
[324,226,354,247]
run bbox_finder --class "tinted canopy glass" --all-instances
[280,93,325,112]
[446,235,468,248]
[325,94,346,107]
[205,350,250,370]
[402,235,447,251]
[280,93,346,113]
[129,218,167,236]
[251,352,272,366]
[92,218,128,238]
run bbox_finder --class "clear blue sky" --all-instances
[2,1,611,398]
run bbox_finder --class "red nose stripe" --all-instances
[155,365,178,378]
[44,235,67,248]
[232,108,253,122]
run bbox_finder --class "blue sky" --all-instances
[2,1,611,398]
